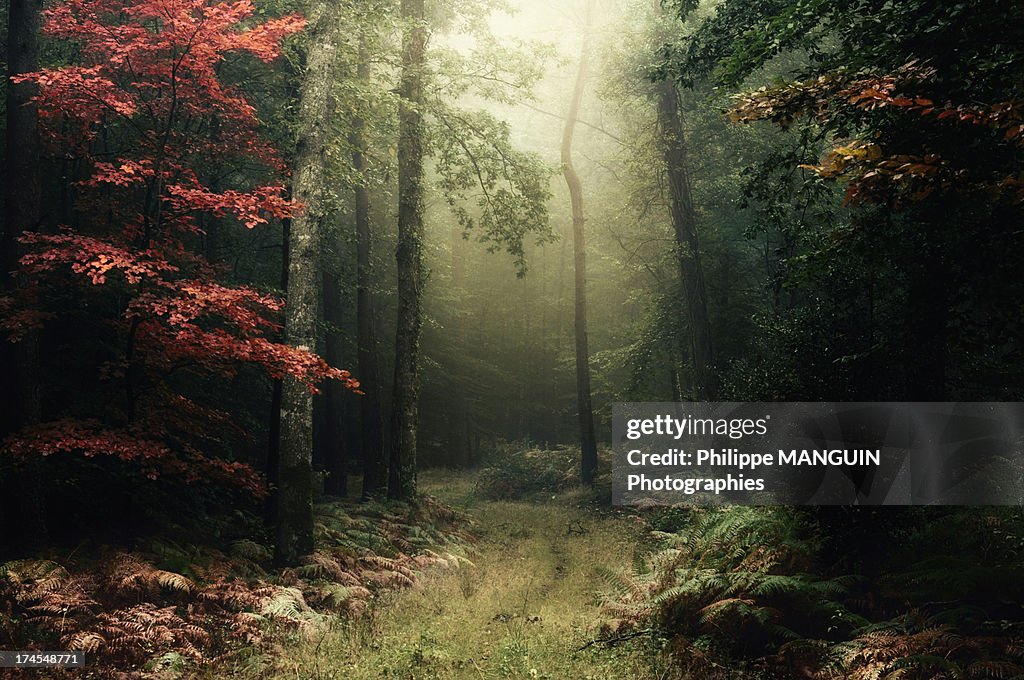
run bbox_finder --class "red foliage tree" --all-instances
[1,0,358,496]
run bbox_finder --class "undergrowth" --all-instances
[257,472,672,680]
[474,440,612,501]
[0,495,474,678]
[600,506,1024,679]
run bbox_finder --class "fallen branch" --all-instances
[575,627,657,651]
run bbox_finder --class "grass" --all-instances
[255,469,673,680]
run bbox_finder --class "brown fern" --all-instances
[103,553,195,601]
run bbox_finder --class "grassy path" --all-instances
[265,472,666,680]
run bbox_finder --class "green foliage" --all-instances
[666,0,1024,91]
[423,15,558,277]
[474,441,581,500]
[431,104,556,276]
[599,503,1024,678]
[662,0,1024,401]
[601,507,864,669]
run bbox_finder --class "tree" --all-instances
[276,0,340,564]
[389,0,428,500]
[2,0,47,550]
[657,78,714,400]
[352,36,387,499]
[3,0,41,281]
[561,0,598,485]
[320,260,349,498]
[373,0,554,489]
[2,0,356,536]
[405,6,557,466]
[666,0,1024,400]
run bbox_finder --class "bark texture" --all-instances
[265,218,289,523]
[657,79,715,400]
[388,0,427,500]
[321,269,348,497]
[561,3,598,485]
[275,5,336,565]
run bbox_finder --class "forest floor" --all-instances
[257,470,670,680]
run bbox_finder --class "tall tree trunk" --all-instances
[265,218,289,524]
[388,0,427,500]
[321,266,348,497]
[657,79,715,400]
[2,0,48,553]
[448,226,471,468]
[275,5,336,565]
[4,0,41,274]
[266,54,301,521]
[352,43,387,499]
[561,1,598,486]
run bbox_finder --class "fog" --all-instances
[414,0,710,462]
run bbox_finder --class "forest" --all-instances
[1,0,1023,677]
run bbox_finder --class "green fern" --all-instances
[601,506,858,663]
[260,586,309,619]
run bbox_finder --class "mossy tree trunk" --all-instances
[276,3,336,565]
[265,217,289,524]
[388,0,428,501]
[657,79,715,400]
[321,266,348,497]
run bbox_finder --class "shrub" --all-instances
[474,441,580,500]
[601,507,862,667]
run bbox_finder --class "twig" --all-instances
[575,627,656,651]
[518,101,626,145]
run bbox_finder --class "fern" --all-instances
[600,506,859,669]
[106,553,195,599]
[305,583,353,612]
[0,491,473,674]
[230,539,272,564]
[260,586,308,619]
[74,602,210,665]
[818,619,1024,680]
[296,552,349,582]
[66,631,104,653]
[1,559,71,602]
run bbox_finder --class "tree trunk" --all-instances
[2,0,48,553]
[275,5,336,565]
[4,0,41,274]
[561,1,598,486]
[657,79,715,400]
[265,217,289,524]
[321,266,348,497]
[352,43,387,499]
[448,226,471,468]
[388,0,427,500]
[266,54,301,521]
